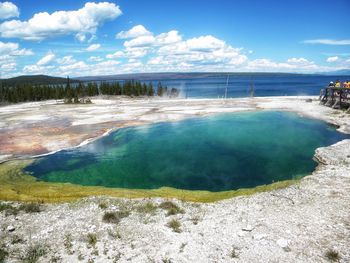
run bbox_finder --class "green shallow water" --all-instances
[24,111,349,191]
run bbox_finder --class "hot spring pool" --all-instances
[24,111,349,191]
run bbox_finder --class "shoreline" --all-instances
[0,95,349,204]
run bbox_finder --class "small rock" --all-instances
[277,238,289,248]
[253,234,267,240]
[283,246,291,252]
[237,231,245,237]
[242,225,254,232]
[305,99,312,103]
[7,225,15,232]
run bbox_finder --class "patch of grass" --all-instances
[0,202,14,212]
[230,247,239,258]
[137,202,157,214]
[0,202,18,216]
[107,228,122,239]
[179,243,187,253]
[11,235,24,244]
[167,219,182,233]
[50,254,62,263]
[162,257,172,263]
[102,210,130,224]
[19,202,41,213]
[113,252,122,262]
[103,212,120,224]
[159,201,184,216]
[21,244,47,263]
[87,233,97,248]
[63,234,74,254]
[325,249,341,262]
[190,215,201,225]
[0,244,9,263]
[98,202,108,209]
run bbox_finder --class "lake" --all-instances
[24,111,350,191]
[84,73,350,98]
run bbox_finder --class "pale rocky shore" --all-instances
[0,96,350,262]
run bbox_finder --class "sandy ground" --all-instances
[0,96,350,262]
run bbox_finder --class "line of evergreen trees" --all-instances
[0,79,179,104]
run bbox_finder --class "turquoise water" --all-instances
[25,111,349,191]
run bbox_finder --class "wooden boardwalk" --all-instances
[320,87,350,109]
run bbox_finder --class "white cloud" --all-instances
[0,2,121,40]
[0,41,32,74]
[57,55,76,65]
[155,30,182,45]
[187,35,225,51]
[86,43,101,51]
[89,56,103,62]
[246,57,320,72]
[1,61,16,71]
[303,39,350,45]
[23,64,54,74]
[56,59,121,76]
[0,2,19,20]
[0,41,33,56]
[125,47,150,58]
[106,51,124,59]
[37,51,55,66]
[75,32,86,42]
[7,23,349,77]
[124,35,156,48]
[116,25,152,39]
[153,35,247,70]
[326,56,339,62]
[59,61,90,75]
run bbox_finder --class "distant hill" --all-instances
[0,75,78,86]
[318,69,350,76]
[76,72,306,82]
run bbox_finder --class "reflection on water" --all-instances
[25,111,350,191]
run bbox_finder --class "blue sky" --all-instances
[0,0,349,77]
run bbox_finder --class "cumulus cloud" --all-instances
[0,2,121,40]
[1,61,16,71]
[106,51,124,59]
[109,26,335,74]
[0,2,19,20]
[124,35,156,48]
[0,41,33,73]
[89,56,103,62]
[57,55,76,65]
[326,56,339,62]
[116,25,152,39]
[156,30,182,45]
[9,22,348,77]
[37,51,55,65]
[246,57,320,72]
[57,59,121,76]
[303,39,350,45]
[0,41,33,56]
[86,43,101,51]
[75,32,86,42]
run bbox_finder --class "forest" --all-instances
[0,78,179,103]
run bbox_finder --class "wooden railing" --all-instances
[319,87,350,109]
